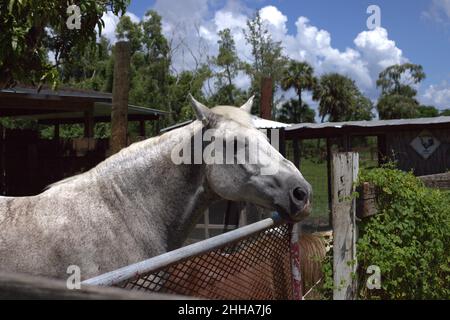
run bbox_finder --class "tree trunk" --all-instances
[297,89,303,123]
[295,89,303,166]
[226,66,234,105]
[110,41,131,154]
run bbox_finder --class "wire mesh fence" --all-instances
[84,220,294,300]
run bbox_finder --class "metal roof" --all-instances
[0,87,168,122]
[0,86,112,101]
[285,116,450,139]
[160,115,290,133]
[250,115,291,129]
[160,120,194,133]
[287,116,450,131]
[11,102,168,123]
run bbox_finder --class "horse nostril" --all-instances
[292,187,307,202]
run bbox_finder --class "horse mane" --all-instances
[45,105,253,191]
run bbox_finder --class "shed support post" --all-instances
[293,138,301,169]
[332,152,358,300]
[54,123,60,140]
[139,120,146,137]
[83,108,94,138]
[279,128,286,157]
[326,138,332,224]
[377,134,387,165]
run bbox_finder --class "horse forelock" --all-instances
[211,106,253,128]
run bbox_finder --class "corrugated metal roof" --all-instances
[160,116,290,133]
[11,102,168,121]
[160,120,193,133]
[0,86,112,100]
[250,115,291,129]
[287,116,450,132]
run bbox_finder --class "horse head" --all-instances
[186,95,312,222]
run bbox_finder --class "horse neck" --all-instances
[92,122,219,249]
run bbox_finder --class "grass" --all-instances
[300,158,329,218]
[287,139,378,219]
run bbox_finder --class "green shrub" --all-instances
[357,167,450,299]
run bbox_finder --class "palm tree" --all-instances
[280,60,317,169]
[281,60,317,123]
[313,73,357,122]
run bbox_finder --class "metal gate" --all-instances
[83,218,298,300]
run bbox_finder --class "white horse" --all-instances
[0,96,311,280]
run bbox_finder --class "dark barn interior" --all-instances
[0,87,167,196]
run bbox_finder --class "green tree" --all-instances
[276,99,315,124]
[280,60,317,123]
[376,63,425,96]
[376,63,426,119]
[244,11,288,114]
[440,109,450,116]
[116,15,143,55]
[212,28,242,105]
[314,73,372,122]
[59,36,112,91]
[417,105,439,118]
[138,10,171,114]
[377,94,419,119]
[168,66,212,122]
[348,89,374,121]
[0,0,129,89]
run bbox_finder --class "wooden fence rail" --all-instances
[0,272,189,300]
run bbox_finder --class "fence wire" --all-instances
[114,224,293,300]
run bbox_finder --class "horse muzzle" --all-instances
[274,180,312,223]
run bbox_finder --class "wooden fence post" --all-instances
[110,41,131,154]
[290,223,303,300]
[332,152,358,300]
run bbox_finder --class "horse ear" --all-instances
[188,94,212,126]
[240,95,255,113]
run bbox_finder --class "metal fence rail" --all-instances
[83,217,294,300]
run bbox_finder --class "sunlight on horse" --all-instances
[0,95,312,280]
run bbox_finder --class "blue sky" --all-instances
[111,0,450,110]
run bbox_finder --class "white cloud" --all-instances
[421,81,450,109]
[98,11,141,44]
[126,12,140,24]
[260,5,288,36]
[286,16,373,90]
[106,1,447,115]
[422,0,450,25]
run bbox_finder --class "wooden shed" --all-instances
[0,87,168,196]
[285,116,450,176]
[284,116,450,226]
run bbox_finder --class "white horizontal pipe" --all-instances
[83,216,281,287]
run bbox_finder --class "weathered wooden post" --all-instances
[260,77,272,120]
[83,108,95,138]
[332,152,358,300]
[110,41,131,154]
[290,222,303,300]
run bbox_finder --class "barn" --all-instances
[0,87,168,196]
[284,116,450,228]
